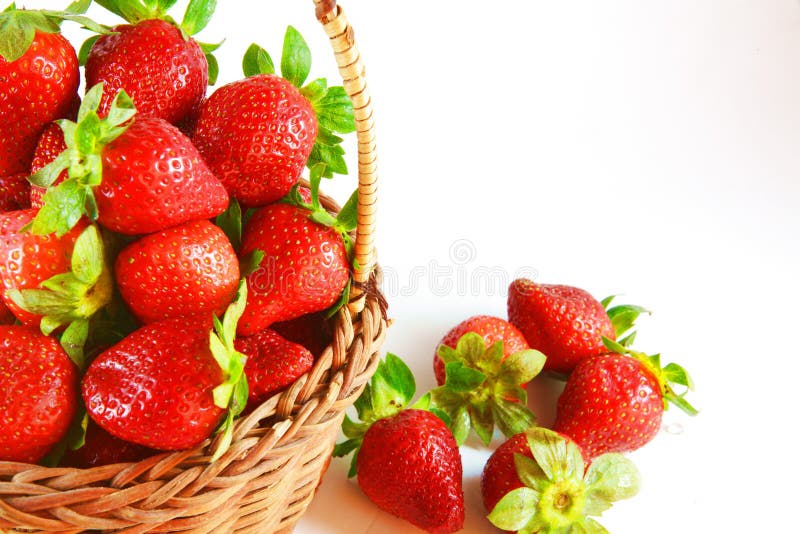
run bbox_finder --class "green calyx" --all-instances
[209,280,250,462]
[488,427,641,534]
[429,332,546,446]
[334,353,437,477]
[601,295,650,348]
[602,337,698,416]
[0,1,112,62]
[6,224,112,369]
[27,82,136,237]
[242,26,356,178]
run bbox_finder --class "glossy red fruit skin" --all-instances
[115,220,239,324]
[85,19,207,125]
[97,117,228,235]
[357,409,464,533]
[0,301,14,324]
[433,315,530,386]
[272,311,332,357]
[0,173,31,211]
[234,328,314,409]
[29,123,68,208]
[0,31,79,176]
[62,421,154,468]
[238,204,349,336]
[82,315,225,451]
[553,353,662,459]
[0,326,78,463]
[192,74,318,207]
[0,210,87,327]
[507,279,615,373]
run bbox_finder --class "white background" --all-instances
[41,0,800,532]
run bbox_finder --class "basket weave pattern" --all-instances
[0,1,384,532]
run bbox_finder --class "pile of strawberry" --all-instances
[0,0,358,467]
[336,280,697,533]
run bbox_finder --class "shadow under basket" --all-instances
[0,1,386,532]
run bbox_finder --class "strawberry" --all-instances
[335,354,464,533]
[237,167,354,335]
[234,328,313,409]
[0,325,78,463]
[433,315,530,385]
[62,421,154,468]
[272,311,332,357]
[192,27,355,207]
[82,284,249,453]
[29,122,68,208]
[115,220,239,324]
[483,427,639,533]
[0,9,79,176]
[430,328,544,446]
[0,173,30,211]
[508,279,646,373]
[28,85,229,237]
[0,301,13,324]
[553,338,697,459]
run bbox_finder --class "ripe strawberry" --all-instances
[237,172,353,335]
[507,279,617,373]
[234,328,314,409]
[553,339,697,459]
[272,311,332,357]
[28,87,229,237]
[0,173,30,211]
[433,315,530,385]
[192,27,355,207]
[62,421,155,468]
[0,301,13,324]
[335,354,464,533]
[483,428,639,533]
[29,123,68,208]
[0,16,79,176]
[115,220,239,324]
[0,325,78,463]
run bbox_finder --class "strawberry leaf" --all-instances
[205,51,218,85]
[606,303,649,339]
[313,87,356,134]
[94,0,153,23]
[0,8,58,62]
[584,453,640,505]
[31,179,89,236]
[71,225,103,284]
[28,151,70,188]
[215,198,243,251]
[280,25,311,88]
[299,78,327,103]
[492,397,536,438]
[242,43,274,77]
[335,189,359,233]
[78,34,99,66]
[513,453,548,493]
[499,349,546,386]
[60,318,89,368]
[487,487,539,532]
[66,0,92,14]
[444,361,486,392]
[307,138,348,177]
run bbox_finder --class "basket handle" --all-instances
[314,0,378,316]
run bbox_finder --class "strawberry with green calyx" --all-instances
[29,122,69,208]
[554,337,697,460]
[192,26,355,208]
[6,223,113,368]
[82,282,249,455]
[237,164,355,335]
[28,83,228,237]
[600,294,649,348]
[483,427,640,534]
[429,332,545,446]
[335,353,465,533]
[86,0,220,124]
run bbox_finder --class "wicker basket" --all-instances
[0,1,386,532]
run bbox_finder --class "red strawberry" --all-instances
[507,279,616,373]
[234,328,313,409]
[85,19,207,125]
[336,354,464,533]
[62,421,155,468]
[433,315,530,385]
[0,301,13,324]
[238,202,350,336]
[29,123,68,209]
[0,325,78,463]
[115,220,239,324]
[0,23,79,176]
[553,341,697,459]
[192,27,355,207]
[0,173,30,211]
[482,428,639,533]
[82,286,249,452]
[29,89,229,237]
[272,311,332,357]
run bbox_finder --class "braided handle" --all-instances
[314,0,378,315]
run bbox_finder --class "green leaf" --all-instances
[313,86,355,133]
[300,78,327,103]
[492,397,536,438]
[0,9,59,62]
[105,89,136,130]
[606,304,649,338]
[487,487,539,531]
[333,437,360,458]
[314,126,343,147]
[525,427,576,481]
[499,349,546,385]
[93,0,153,23]
[601,336,627,355]
[450,405,470,446]
[324,279,350,319]
[27,150,70,188]
[30,178,88,236]
[309,162,326,209]
[221,281,247,349]
[7,288,76,317]
[205,51,218,85]
[600,295,616,309]
[280,25,311,88]
[215,199,242,251]
[454,332,487,367]
[71,225,104,285]
[78,34,99,66]
[444,361,486,393]
[374,352,416,408]
[307,143,348,176]
[309,209,338,228]
[436,344,460,365]
[242,43,274,77]
[663,362,693,389]
[470,402,494,445]
[60,318,89,368]
[181,0,216,35]
[335,189,359,233]
[513,453,549,493]
[65,0,92,14]
[584,453,640,503]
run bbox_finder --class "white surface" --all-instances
[45,0,800,531]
